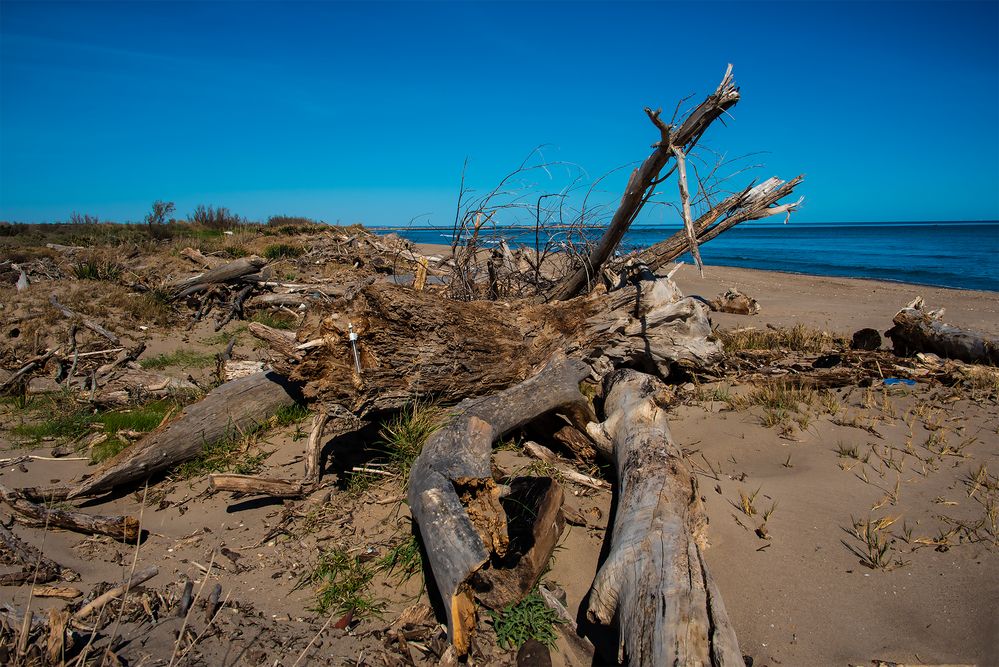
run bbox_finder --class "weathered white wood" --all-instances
[886,297,998,366]
[586,369,742,666]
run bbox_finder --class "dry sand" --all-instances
[1,252,997,666]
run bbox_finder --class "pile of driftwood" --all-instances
[171,231,437,334]
[9,66,996,665]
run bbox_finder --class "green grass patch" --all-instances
[10,398,182,462]
[250,311,297,330]
[377,401,447,484]
[376,534,422,583]
[174,428,269,478]
[72,257,124,281]
[301,547,385,619]
[263,243,305,260]
[274,402,309,426]
[140,349,216,370]
[488,589,563,650]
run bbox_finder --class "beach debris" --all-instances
[710,288,761,315]
[887,297,999,365]
[852,327,882,350]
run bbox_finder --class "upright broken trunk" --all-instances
[548,66,741,302]
[586,369,742,666]
[68,372,301,498]
[407,357,590,655]
[886,297,999,366]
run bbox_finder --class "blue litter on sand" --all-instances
[883,378,917,386]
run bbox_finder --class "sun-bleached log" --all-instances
[585,369,742,666]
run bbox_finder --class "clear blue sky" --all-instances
[1,0,997,226]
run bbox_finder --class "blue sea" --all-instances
[379,222,999,293]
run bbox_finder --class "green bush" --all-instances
[263,243,304,260]
[189,205,244,230]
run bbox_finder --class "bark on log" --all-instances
[886,297,999,366]
[282,272,721,415]
[67,371,302,498]
[407,357,590,655]
[548,66,740,301]
[585,369,741,666]
[0,484,140,542]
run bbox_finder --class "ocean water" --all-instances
[382,222,999,292]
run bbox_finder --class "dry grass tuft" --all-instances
[719,324,846,353]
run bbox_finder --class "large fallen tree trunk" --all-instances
[407,357,590,655]
[886,297,999,366]
[279,270,720,414]
[67,371,301,498]
[585,369,742,666]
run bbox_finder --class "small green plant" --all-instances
[263,243,305,260]
[376,534,422,582]
[746,381,816,412]
[378,401,447,483]
[737,487,761,516]
[140,350,215,370]
[843,515,907,570]
[274,402,309,426]
[175,426,268,478]
[761,408,788,428]
[819,391,841,415]
[302,547,384,618]
[835,441,860,459]
[72,257,123,281]
[488,589,563,650]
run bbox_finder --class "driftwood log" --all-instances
[629,176,803,276]
[407,357,589,655]
[585,369,741,665]
[170,255,267,300]
[0,484,140,542]
[886,297,998,366]
[67,371,301,498]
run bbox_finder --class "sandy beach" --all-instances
[1,231,996,666]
